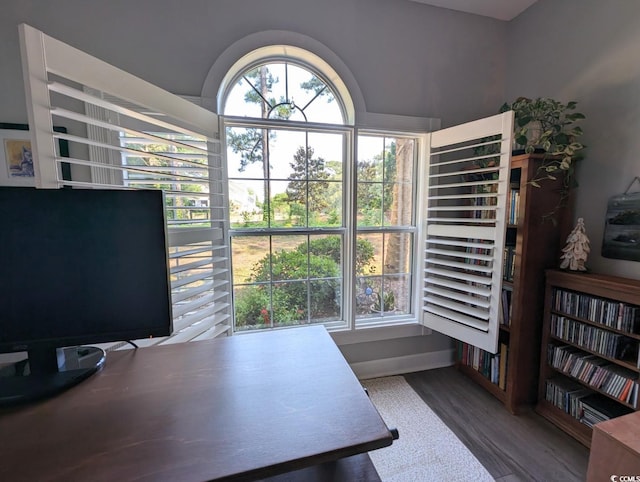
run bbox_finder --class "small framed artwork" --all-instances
[602,179,640,262]
[0,122,70,187]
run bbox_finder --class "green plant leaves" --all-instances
[501,96,585,180]
[517,115,532,127]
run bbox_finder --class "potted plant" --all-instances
[371,291,395,314]
[499,97,586,188]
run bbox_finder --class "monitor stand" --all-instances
[0,346,106,407]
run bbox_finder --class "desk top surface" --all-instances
[0,326,393,481]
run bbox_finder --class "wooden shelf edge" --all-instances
[535,399,592,447]
[545,269,640,305]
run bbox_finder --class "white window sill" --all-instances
[329,321,430,346]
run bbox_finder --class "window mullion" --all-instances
[344,129,356,330]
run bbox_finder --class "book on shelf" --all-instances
[459,342,506,388]
[508,188,520,225]
[545,377,591,419]
[503,246,516,282]
[498,342,508,390]
[500,286,512,327]
[469,183,497,220]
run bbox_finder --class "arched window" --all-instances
[221,47,418,333]
[224,62,343,123]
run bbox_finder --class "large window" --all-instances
[222,55,417,332]
[20,25,508,352]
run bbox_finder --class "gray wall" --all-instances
[507,0,640,280]
[1,0,506,124]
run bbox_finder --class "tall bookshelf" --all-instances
[456,153,571,414]
[536,270,640,447]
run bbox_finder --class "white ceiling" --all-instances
[409,0,538,21]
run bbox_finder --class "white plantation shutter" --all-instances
[417,112,513,353]
[19,24,231,348]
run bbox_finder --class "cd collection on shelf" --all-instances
[537,270,640,447]
[552,287,640,334]
[547,344,638,407]
[544,377,634,428]
[549,314,638,363]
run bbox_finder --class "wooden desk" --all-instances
[0,326,393,481]
[587,411,640,481]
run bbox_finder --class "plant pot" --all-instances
[514,120,542,151]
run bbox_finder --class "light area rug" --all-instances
[363,376,494,482]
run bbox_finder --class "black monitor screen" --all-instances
[0,187,173,352]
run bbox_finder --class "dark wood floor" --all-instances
[404,367,590,482]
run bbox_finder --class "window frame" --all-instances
[353,129,420,328]
[219,50,440,337]
[222,122,428,334]
[224,115,354,332]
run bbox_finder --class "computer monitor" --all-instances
[0,187,173,405]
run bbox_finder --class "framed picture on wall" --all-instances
[0,122,70,186]
[602,184,640,262]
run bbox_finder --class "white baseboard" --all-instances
[350,348,455,380]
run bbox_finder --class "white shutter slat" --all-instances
[425,248,493,262]
[424,286,490,309]
[423,295,490,320]
[424,267,491,285]
[171,311,231,340]
[427,257,493,274]
[191,323,232,341]
[427,276,492,297]
[424,305,489,332]
[171,271,215,289]
[53,158,211,188]
[172,281,214,303]
[429,179,499,190]
[425,217,497,225]
[428,137,501,156]
[417,111,513,353]
[46,77,214,138]
[429,205,497,212]
[427,238,492,249]
[172,293,218,318]
[429,193,497,200]
[169,244,215,257]
[428,221,497,240]
[428,165,505,178]
[165,314,231,344]
[170,258,212,275]
[20,23,232,344]
[52,106,210,155]
[168,228,223,246]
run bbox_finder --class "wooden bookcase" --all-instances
[536,270,640,447]
[456,153,571,414]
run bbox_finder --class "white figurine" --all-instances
[559,217,590,271]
